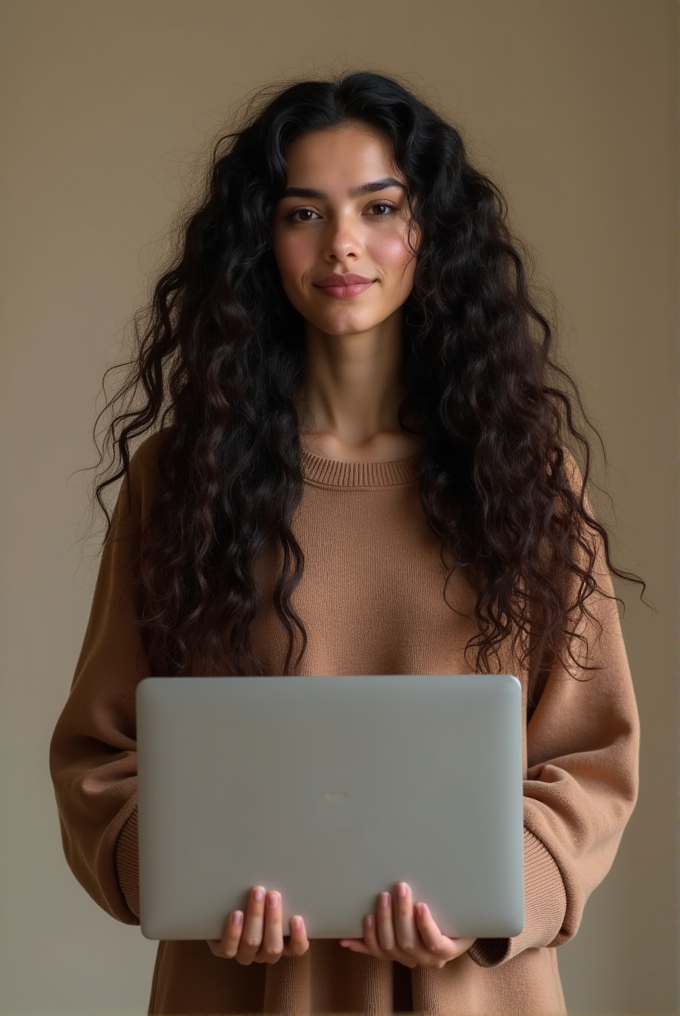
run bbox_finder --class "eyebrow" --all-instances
[279,176,408,200]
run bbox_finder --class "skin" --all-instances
[208,124,475,968]
[207,881,475,968]
[270,122,426,463]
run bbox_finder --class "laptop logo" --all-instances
[324,791,349,802]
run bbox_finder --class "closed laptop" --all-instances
[136,673,524,941]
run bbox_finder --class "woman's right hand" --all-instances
[207,885,309,963]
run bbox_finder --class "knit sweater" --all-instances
[49,431,639,1015]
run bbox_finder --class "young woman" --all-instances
[50,71,642,1015]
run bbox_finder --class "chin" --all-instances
[317,319,386,337]
[311,306,394,331]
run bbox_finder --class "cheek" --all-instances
[371,231,417,277]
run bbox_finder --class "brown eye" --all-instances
[369,202,397,215]
[284,208,319,222]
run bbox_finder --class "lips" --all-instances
[314,273,375,287]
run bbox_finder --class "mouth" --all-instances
[314,280,376,299]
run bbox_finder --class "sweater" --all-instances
[49,431,640,1015]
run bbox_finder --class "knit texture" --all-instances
[50,432,639,1015]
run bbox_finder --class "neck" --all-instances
[294,310,412,448]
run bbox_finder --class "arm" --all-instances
[469,468,640,967]
[49,436,162,924]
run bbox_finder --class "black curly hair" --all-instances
[92,69,645,694]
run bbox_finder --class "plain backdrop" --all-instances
[0,1,676,1014]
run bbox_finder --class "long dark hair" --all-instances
[92,69,645,690]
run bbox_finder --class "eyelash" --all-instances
[284,201,398,223]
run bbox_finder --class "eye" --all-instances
[283,200,398,223]
[284,207,320,223]
[368,201,397,216]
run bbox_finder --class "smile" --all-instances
[315,282,375,299]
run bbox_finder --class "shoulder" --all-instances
[124,428,170,520]
[552,445,594,518]
[129,428,167,474]
[559,446,585,492]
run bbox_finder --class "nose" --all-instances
[322,212,363,261]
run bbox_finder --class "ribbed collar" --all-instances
[300,448,421,488]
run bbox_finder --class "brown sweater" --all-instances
[49,432,639,1015]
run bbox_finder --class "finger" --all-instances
[392,883,420,955]
[445,935,477,959]
[414,904,476,964]
[339,929,373,955]
[374,891,417,968]
[375,891,396,953]
[207,910,245,959]
[412,901,445,952]
[362,912,391,959]
[256,891,284,963]
[338,939,370,952]
[282,915,310,957]
[236,886,266,964]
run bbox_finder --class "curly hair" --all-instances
[92,69,645,694]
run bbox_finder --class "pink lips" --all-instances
[314,273,376,299]
[315,273,374,287]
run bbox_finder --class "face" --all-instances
[270,124,420,337]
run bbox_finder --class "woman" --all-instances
[50,70,642,1015]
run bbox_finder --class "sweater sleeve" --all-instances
[49,436,162,924]
[468,465,640,967]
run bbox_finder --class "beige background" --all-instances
[0,1,676,1013]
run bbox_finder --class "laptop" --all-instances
[136,673,524,941]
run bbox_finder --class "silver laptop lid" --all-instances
[137,673,524,940]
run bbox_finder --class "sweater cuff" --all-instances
[115,805,140,920]
[468,827,566,968]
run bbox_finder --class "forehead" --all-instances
[282,124,402,183]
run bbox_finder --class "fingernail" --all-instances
[365,914,374,928]
[397,883,407,898]
[416,903,425,917]
[291,916,302,930]
[267,892,279,908]
[233,911,243,925]
[253,887,264,902]
[380,892,390,908]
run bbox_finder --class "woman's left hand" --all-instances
[339,882,475,969]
